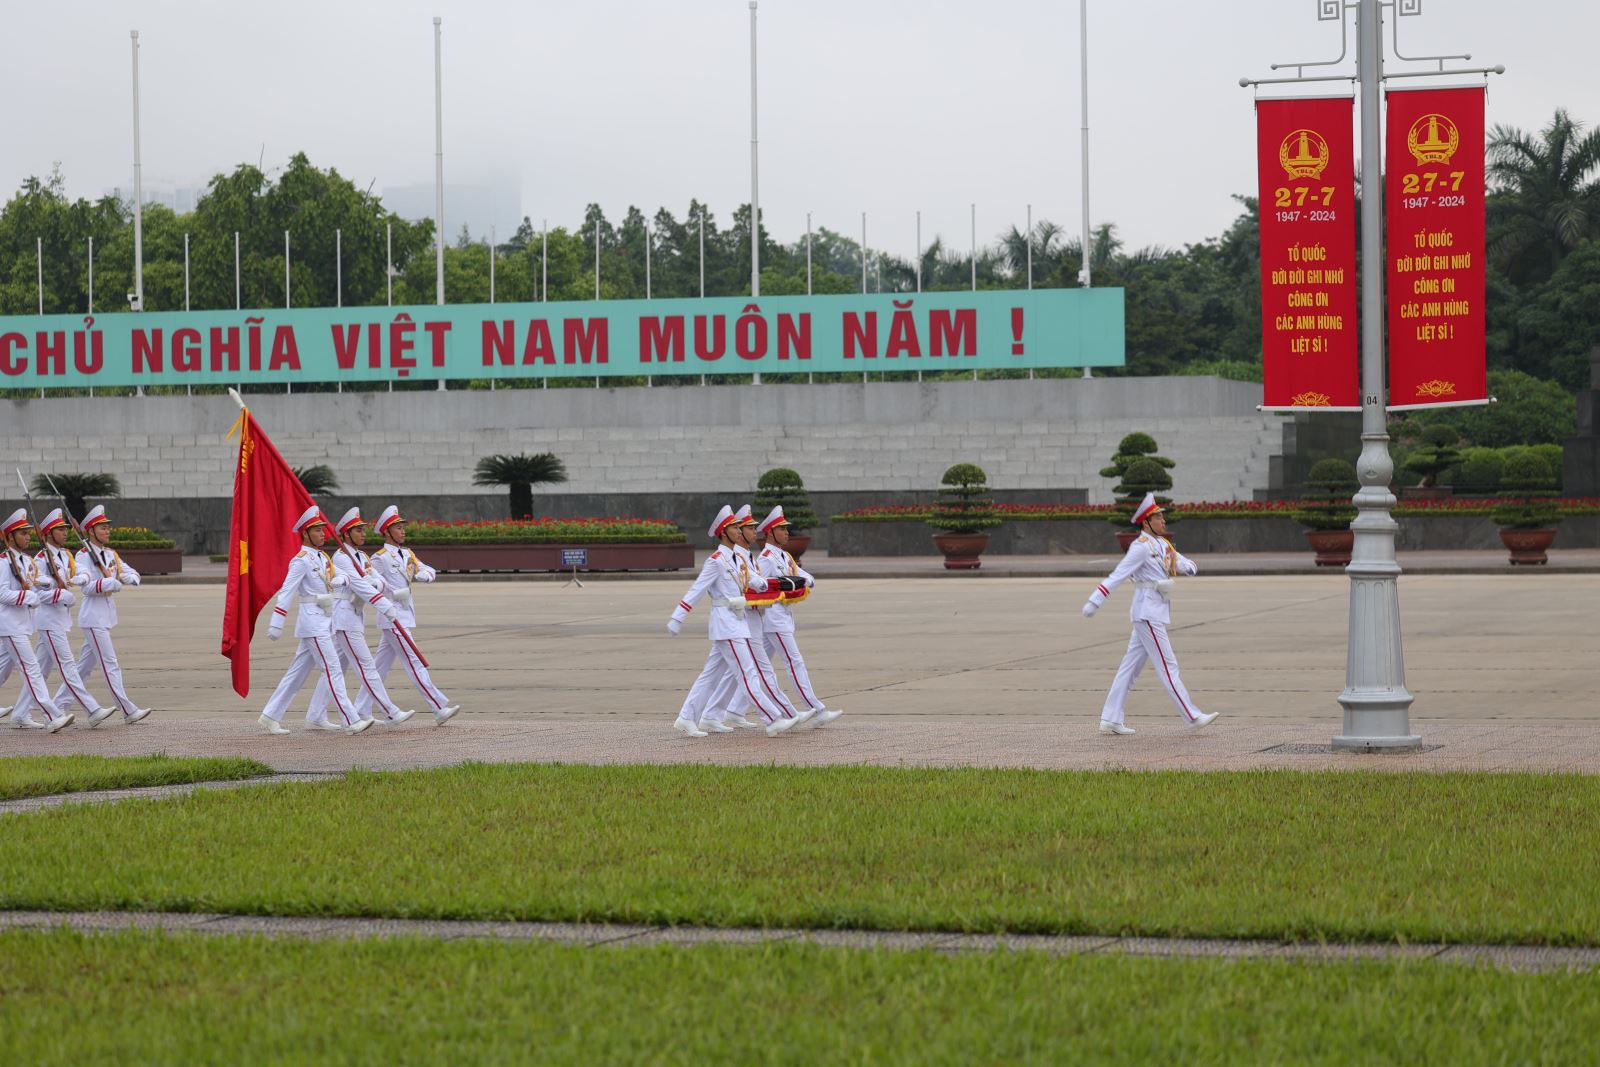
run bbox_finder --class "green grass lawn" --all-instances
[0,754,272,801]
[3,764,1598,946]
[0,928,1594,1065]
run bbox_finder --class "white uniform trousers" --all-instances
[1,633,69,724]
[719,614,800,722]
[14,631,102,721]
[360,627,449,716]
[55,627,139,717]
[1100,620,1203,726]
[309,630,404,723]
[676,645,729,726]
[764,630,826,713]
[260,634,359,725]
[686,638,792,725]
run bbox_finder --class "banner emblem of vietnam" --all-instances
[1279,129,1331,179]
[1407,113,1460,165]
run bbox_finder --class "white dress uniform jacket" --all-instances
[269,547,345,638]
[756,544,813,634]
[29,544,83,632]
[0,548,42,637]
[1085,533,1197,627]
[670,546,763,641]
[75,545,140,630]
[368,544,435,628]
[329,546,392,633]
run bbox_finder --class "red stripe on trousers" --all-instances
[341,632,387,717]
[727,640,776,723]
[775,633,819,708]
[745,638,792,717]
[1144,621,1195,722]
[6,636,52,717]
[395,631,445,710]
[312,640,355,725]
[88,629,133,715]
[47,631,95,710]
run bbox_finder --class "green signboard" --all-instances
[0,289,1123,388]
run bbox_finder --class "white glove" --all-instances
[267,623,283,641]
[314,593,334,612]
[418,566,438,583]
[123,574,141,587]
[97,578,122,595]
[666,618,682,636]
[394,588,414,605]
[378,600,399,622]
[330,574,348,589]
[71,573,90,587]
[1181,560,1198,577]
[54,590,76,608]
[1082,601,1098,618]
[21,590,41,608]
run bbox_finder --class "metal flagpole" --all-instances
[915,210,922,293]
[749,0,762,384]
[698,212,705,298]
[87,236,94,312]
[594,222,600,299]
[335,228,342,308]
[488,227,495,303]
[805,211,812,294]
[1026,204,1033,289]
[284,230,290,308]
[36,238,43,313]
[1241,0,1503,751]
[184,233,190,310]
[541,219,548,301]
[969,203,976,291]
[861,212,868,294]
[644,222,652,298]
[234,231,240,309]
[130,30,144,316]
[433,16,445,308]
[386,223,393,306]
[1079,0,1092,378]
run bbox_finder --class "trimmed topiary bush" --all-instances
[1450,448,1503,495]
[753,468,817,534]
[1109,456,1175,527]
[928,463,1001,535]
[1402,425,1463,488]
[1294,458,1358,531]
[1493,453,1560,529]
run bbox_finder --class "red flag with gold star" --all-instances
[220,405,315,696]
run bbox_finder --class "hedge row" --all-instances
[832,499,1600,523]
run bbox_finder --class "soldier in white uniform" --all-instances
[755,505,842,726]
[53,505,151,724]
[257,507,372,736]
[362,506,459,726]
[14,509,119,728]
[667,505,808,738]
[305,508,415,730]
[0,510,75,732]
[708,505,806,730]
[1082,493,1218,735]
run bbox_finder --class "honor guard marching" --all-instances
[257,507,372,736]
[755,505,842,726]
[305,508,416,730]
[1,510,75,732]
[14,509,121,728]
[1081,492,1218,735]
[667,505,806,738]
[708,504,810,731]
[50,506,152,725]
[363,506,458,725]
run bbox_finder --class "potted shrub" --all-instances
[1109,457,1175,552]
[473,452,569,519]
[753,468,818,558]
[1449,447,1502,497]
[1492,452,1561,565]
[928,463,1000,569]
[1400,425,1462,500]
[1294,458,1358,567]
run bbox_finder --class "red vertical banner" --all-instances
[1256,96,1360,410]
[1385,86,1488,409]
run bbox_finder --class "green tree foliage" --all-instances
[291,465,339,496]
[752,468,817,534]
[1401,425,1464,488]
[928,463,1000,534]
[1294,458,1358,531]
[30,472,119,521]
[472,453,569,520]
[1405,368,1576,447]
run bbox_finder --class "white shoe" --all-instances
[383,709,417,726]
[1188,711,1219,730]
[307,719,345,733]
[1100,720,1136,735]
[810,707,844,726]
[123,707,152,725]
[46,713,76,733]
[705,720,735,733]
[789,708,817,729]
[766,713,808,737]
[259,713,290,736]
[724,714,758,729]
[674,718,709,739]
[344,718,374,735]
[88,707,117,728]
[11,717,47,730]
[435,704,460,726]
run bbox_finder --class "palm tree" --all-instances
[1487,108,1600,285]
[291,465,340,496]
[31,473,120,523]
[473,453,568,519]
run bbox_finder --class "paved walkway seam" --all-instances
[1,910,1594,973]
[0,773,338,816]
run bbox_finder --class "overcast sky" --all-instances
[6,1,1592,259]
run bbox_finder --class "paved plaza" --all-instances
[6,569,1596,773]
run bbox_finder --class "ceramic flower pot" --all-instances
[932,532,989,570]
[1303,529,1354,567]
[1498,527,1557,566]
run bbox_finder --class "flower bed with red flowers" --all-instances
[404,518,687,545]
[832,498,1600,523]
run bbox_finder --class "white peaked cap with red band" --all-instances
[733,503,754,526]
[336,507,366,536]
[376,505,405,534]
[38,508,68,536]
[293,505,327,534]
[2,509,30,537]
[1132,492,1164,526]
[708,504,736,539]
[82,505,111,528]
[757,506,788,534]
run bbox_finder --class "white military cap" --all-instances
[335,507,367,535]
[708,504,737,539]
[757,506,788,534]
[293,505,327,534]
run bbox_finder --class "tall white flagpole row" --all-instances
[433,16,447,391]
